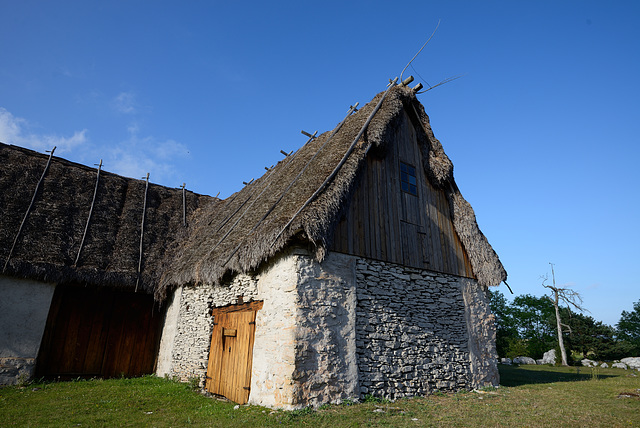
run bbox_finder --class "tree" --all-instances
[562,310,630,360]
[617,299,640,355]
[488,291,556,359]
[542,264,586,366]
[489,290,519,358]
[510,294,556,359]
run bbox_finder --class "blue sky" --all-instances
[1,1,638,326]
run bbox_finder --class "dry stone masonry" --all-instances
[156,249,498,407]
[157,274,258,384]
[356,257,475,399]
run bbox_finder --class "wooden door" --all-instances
[36,284,163,379]
[206,302,262,404]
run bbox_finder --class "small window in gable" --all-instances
[400,162,418,196]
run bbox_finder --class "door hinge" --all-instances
[205,375,212,380]
[243,386,250,390]
[248,321,256,325]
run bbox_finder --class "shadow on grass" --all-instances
[498,364,617,387]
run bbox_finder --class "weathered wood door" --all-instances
[206,302,262,404]
[36,284,163,379]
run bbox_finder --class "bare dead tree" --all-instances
[542,263,587,366]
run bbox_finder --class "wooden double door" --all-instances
[36,284,163,379]
[206,301,262,404]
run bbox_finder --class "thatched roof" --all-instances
[1,84,506,301]
[157,85,506,299]
[0,143,217,295]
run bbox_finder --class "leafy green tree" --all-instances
[562,310,628,360]
[489,290,519,358]
[510,294,556,359]
[616,300,640,355]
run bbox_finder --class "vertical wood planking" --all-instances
[35,284,162,379]
[328,110,475,279]
[206,303,262,404]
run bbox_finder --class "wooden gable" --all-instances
[330,109,474,278]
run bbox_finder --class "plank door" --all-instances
[206,307,258,404]
[36,284,163,379]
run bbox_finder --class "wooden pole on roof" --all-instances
[135,173,150,292]
[250,104,357,237]
[181,183,187,227]
[271,78,399,248]
[221,103,359,268]
[74,159,102,267]
[3,146,56,273]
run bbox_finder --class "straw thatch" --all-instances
[0,143,217,295]
[1,84,506,302]
[157,85,506,299]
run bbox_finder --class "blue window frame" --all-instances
[400,162,417,196]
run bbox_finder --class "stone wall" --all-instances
[461,278,499,388]
[157,274,258,384]
[159,249,498,407]
[248,252,299,408]
[0,275,56,385]
[292,252,359,408]
[354,257,490,399]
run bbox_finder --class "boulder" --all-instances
[513,356,536,365]
[612,362,628,370]
[621,357,640,370]
[600,362,609,368]
[500,358,512,365]
[541,349,556,365]
[581,358,597,367]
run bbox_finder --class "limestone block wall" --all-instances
[155,287,182,378]
[355,258,477,399]
[158,248,498,408]
[461,278,499,388]
[157,274,258,384]
[292,252,359,408]
[0,276,56,385]
[248,252,299,409]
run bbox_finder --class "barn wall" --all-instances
[161,249,497,407]
[330,110,474,278]
[160,274,258,384]
[461,278,499,387]
[156,286,182,377]
[0,275,55,385]
[248,252,300,409]
[354,256,498,399]
[292,252,359,408]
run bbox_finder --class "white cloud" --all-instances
[0,106,191,189]
[156,139,190,160]
[101,138,189,184]
[113,92,136,114]
[0,108,24,142]
[0,107,87,154]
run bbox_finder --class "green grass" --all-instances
[1,366,639,427]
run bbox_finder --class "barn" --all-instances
[0,145,213,383]
[0,80,506,409]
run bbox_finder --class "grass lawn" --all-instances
[1,365,639,427]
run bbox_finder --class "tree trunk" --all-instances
[554,293,569,366]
